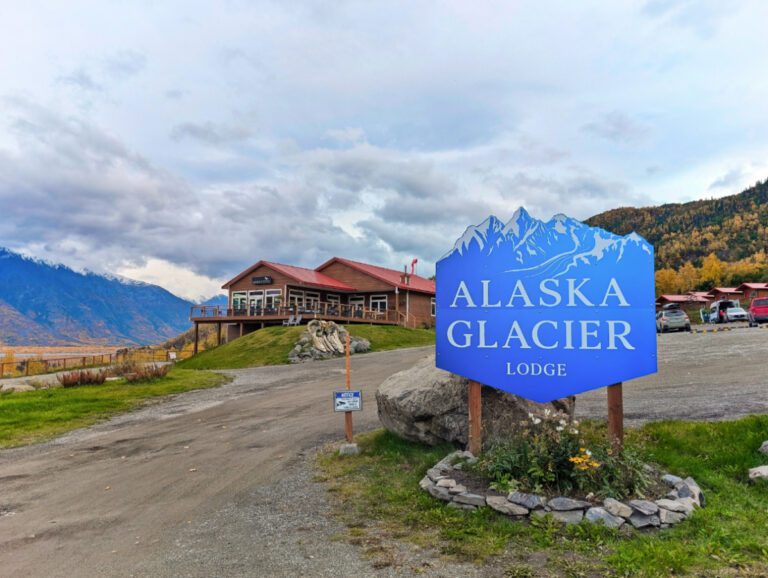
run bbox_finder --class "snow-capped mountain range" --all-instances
[0,247,197,345]
[441,208,652,277]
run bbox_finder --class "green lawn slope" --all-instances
[0,369,228,448]
[177,325,435,370]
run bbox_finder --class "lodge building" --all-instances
[189,257,436,352]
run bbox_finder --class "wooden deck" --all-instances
[190,303,401,326]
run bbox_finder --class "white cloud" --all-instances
[117,259,225,302]
[0,1,766,295]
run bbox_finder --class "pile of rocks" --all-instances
[747,440,768,480]
[421,451,704,531]
[288,320,370,363]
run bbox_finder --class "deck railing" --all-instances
[190,300,400,324]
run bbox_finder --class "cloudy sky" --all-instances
[1,1,767,300]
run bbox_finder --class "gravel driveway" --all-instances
[2,329,767,576]
[575,327,768,425]
[1,346,486,577]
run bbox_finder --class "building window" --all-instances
[248,290,264,312]
[305,292,320,310]
[431,298,435,317]
[232,291,247,310]
[265,289,282,308]
[288,290,304,307]
[349,296,365,309]
[370,294,388,312]
[326,294,341,315]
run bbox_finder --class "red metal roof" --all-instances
[264,261,355,291]
[657,294,707,304]
[705,287,743,296]
[222,260,355,291]
[316,257,436,295]
[735,282,768,290]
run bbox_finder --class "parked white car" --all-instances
[726,306,749,322]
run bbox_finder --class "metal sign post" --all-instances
[335,333,361,456]
[344,332,353,443]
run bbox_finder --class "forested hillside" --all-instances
[588,179,768,293]
[588,179,768,269]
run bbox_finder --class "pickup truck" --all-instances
[748,297,768,325]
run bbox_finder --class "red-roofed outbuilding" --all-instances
[735,282,768,301]
[704,287,744,302]
[656,294,708,307]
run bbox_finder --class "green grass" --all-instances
[178,324,435,370]
[317,418,768,576]
[178,326,304,369]
[352,325,435,352]
[0,368,229,448]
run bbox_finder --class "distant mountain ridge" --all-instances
[0,248,196,346]
[587,179,768,269]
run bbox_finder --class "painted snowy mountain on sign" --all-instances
[440,208,652,276]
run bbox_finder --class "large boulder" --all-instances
[376,354,574,447]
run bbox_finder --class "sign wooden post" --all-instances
[468,380,482,455]
[607,382,624,450]
[344,332,354,443]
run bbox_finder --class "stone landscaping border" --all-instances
[420,450,704,530]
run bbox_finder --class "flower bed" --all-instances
[479,410,655,499]
[420,450,704,530]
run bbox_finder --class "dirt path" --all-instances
[1,346,479,578]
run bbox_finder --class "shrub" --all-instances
[57,370,107,388]
[109,360,142,377]
[476,411,652,500]
[123,364,170,383]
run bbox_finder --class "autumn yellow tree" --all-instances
[677,261,699,292]
[655,268,681,296]
[698,253,725,287]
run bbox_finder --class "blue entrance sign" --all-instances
[436,208,657,403]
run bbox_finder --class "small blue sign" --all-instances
[436,209,657,403]
[334,390,362,412]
